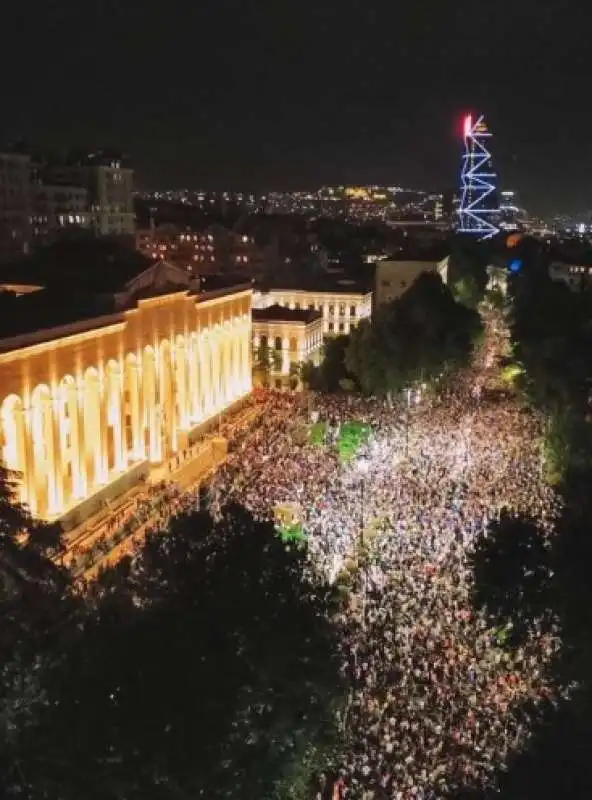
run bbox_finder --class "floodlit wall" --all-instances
[0,288,252,519]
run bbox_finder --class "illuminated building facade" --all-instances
[136,225,271,277]
[0,147,32,262]
[252,305,324,390]
[0,263,252,522]
[252,284,372,336]
[458,114,500,239]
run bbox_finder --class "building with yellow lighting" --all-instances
[253,278,372,337]
[0,240,252,524]
[252,305,323,390]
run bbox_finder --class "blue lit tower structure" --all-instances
[458,114,500,238]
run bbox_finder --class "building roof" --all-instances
[0,237,153,294]
[384,244,449,262]
[195,273,254,294]
[257,274,373,295]
[0,288,117,341]
[252,304,322,324]
[0,261,252,346]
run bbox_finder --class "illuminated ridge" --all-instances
[458,114,500,239]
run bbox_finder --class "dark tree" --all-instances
[306,335,358,393]
[469,512,554,646]
[3,504,344,800]
[346,272,482,401]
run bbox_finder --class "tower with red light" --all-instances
[458,113,499,238]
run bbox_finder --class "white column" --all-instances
[188,336,199,423]
[48,397,63,515]
[72,387,87,499]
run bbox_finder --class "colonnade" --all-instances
[0,320,251,519]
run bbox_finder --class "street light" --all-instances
[357,456,370,549]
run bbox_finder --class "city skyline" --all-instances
[3,0,591,215]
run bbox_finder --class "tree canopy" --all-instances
[1,504,344,800]
[506,247,592,480]
[345,272,483,400]
[303,335,358,393]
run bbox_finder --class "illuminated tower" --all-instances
[458,114,499,238]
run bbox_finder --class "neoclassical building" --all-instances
[252,278,373,337]
[252,304,323,390]
[0,251,252,523]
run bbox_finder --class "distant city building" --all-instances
[31,178,91,244]
[0,145,32,262]
[375,258,446,306]
[549,259,592,291]
[136,223,274,277]
[498,190,527,232]
[0,145,135,259]
[48,150,135,238]
[136,224,215,272]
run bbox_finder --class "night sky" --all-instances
[3,0,590,213]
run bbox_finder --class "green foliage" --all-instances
[314,335,359,393]
[346,272,483,398]
[469,513,554,646]
[453,274,480,309]
[468,479,592,796]
[299,360,318,390]
[543,411,592,485]
[507,253,592,480]
[447,234,489,302]
[336,422,371,463]
[254,342,282,375]
[1,504,344,800]
[302,336,360,393]
[309,421,327,446]
[277,521,307,544]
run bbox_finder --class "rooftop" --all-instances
[0,237,153,294]
[0,255,251,345]
[0,289,118,342]
[195,273,254,294]
[252,304,322,324]
[257,274,373,295]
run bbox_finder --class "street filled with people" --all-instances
[81,307,562,797]
[207,310,562,798]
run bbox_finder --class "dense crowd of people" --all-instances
[82,307,562,797]
[206,311,563,798]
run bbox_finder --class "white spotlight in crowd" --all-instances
[357,456,370,475]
